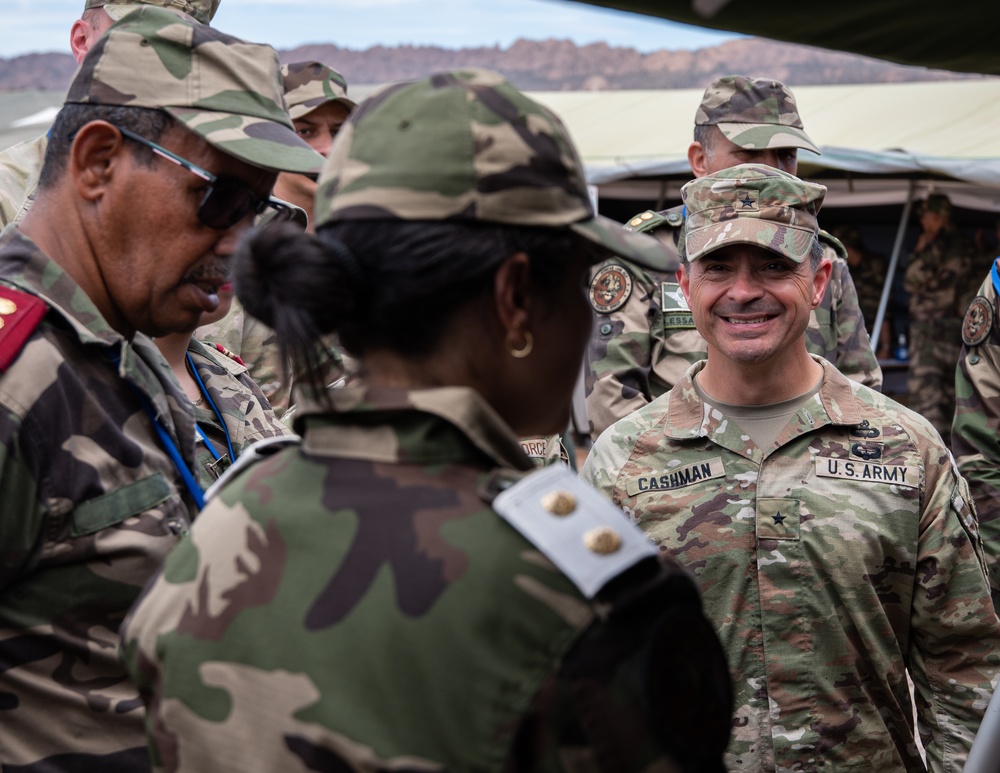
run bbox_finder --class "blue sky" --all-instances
[7,0,740,57]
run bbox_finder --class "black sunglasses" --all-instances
[114,125,292,230]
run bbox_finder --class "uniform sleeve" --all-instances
[907,430,1000,771]
[827,257,883,390]
[952,266,1000,598]
[585,262,659,441]
[580,419,639,507]
[0,406,47,589]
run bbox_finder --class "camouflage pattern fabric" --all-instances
[66,7,322,175]
[0,228,197,770]
[315,68,675,273]
[86,0,221,24]
[903,226,975,440]
[518,433,571,467]
[695,74,820,153]
[186,337,290,488]
[0,133,46,229]
[122,384,730,772]
[585,205,881,439]
[582,356,1000,771]
[953,260,1000,603]
[281,61,356,120]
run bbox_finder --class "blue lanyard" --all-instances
[187,352,236,466]
[109,350,205,510]
[991,257,1000,295]
[195,424,222,462]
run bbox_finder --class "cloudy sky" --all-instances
[8,0,739,57]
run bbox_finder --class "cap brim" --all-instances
[167,108,324,175]
[571,214,680,272]
[287,97,357,121]
[686,219,815,264]
[716,122,821,155]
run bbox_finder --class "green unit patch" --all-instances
[626,457,725,496]
[816,458,917,488]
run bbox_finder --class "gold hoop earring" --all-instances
[507,330,534,359]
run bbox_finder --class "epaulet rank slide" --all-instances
[493,464,658,599]
[0,286,47,372]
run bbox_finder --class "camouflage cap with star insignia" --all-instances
[66,6,323,175]
[681,163,825,263]
[314,68,676,273]
[84,0,220,24]
[281,61,357,121]
[696,75,820,155]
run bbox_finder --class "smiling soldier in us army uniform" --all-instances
[585,75,881,440]
[583,163,1000,772]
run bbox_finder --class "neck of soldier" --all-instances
[153,331,202,404]
[697,344,823,405]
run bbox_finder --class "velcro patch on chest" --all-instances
[757,498,799,541]
[660,282,695,329]
[625,457,726,496]
[815,458,917,488]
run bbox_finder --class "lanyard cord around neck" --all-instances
[109,349,205,510]
[187,351,236,466]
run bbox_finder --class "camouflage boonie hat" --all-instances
[696,75,820,155]
[282,61,356,121]
[315,68,674,272]
[66,7,323,175]
[84,0,220,25]
[681,163,825,263]
[920,193,952,216]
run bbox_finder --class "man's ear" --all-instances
[676,264,692,303]
[811,257,833,309]
[688,142,709,178]
[493,251,532,348]
[70,121,125,205]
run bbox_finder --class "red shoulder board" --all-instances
[212,342,246,367]
[0,286,47,372]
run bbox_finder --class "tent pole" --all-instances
[872,179,917,352]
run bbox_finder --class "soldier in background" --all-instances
[197,61,358,416]
[583,163,1000,771]
[829,224,891,357]
[585,75,880,440]
[903,193,974,442]
[0,10,322,768]
[0,0,221,228]
[121,67,732,773]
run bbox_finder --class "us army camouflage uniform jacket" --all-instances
[186,337,290,488]
[0,133,45,228]
[585,209,882,439]
[121,385,730,773]
[0,228,197,770]
[953,258,1000,603]
[582,357,1000,772]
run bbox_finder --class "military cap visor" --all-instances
[714,121,821,155]
[685,218,817,264]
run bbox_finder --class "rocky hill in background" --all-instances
[0,36,984,92]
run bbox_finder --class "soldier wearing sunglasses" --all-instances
[0,8,323,770]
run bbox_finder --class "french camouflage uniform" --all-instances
[585,206,881,439]
[953,257,1000,602]
[0,133,45,228]
[122,385,731,772]
[903,224,975,441]
[583,356,1000,772]
[186,337,290,488]
[0,228,197,770]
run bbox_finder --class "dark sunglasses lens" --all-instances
[198,179,257,230]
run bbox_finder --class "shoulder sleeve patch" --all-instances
[493,465,658,598]
[589,264,633,314]
[963,295,993,347]
[0,285,47,372]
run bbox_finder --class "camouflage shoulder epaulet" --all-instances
[492,464,658,599]
[624,206,683,235]
[0,285,47,372]
[204,434,301,502]
[818,228,848,262]
[209,342,246,367]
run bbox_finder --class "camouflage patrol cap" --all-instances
[696,75,820,155]
[314,68,674,272]
[66,7,323,175]
[921,193,952,216]
[681,163,825,263]
[281,61,356,121]
[84,0,220,25]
